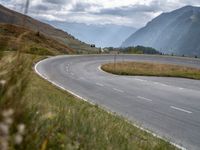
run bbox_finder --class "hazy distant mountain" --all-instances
[47,21,136,47]
[122,6,200,56]
[0,4,98,53]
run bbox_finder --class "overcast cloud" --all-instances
[0,0,200,27]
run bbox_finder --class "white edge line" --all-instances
[170,106,192,114]
[113,88,124,93]
[132,123,187,150]
[98,65,119,77]
[35,58,187,150]
[137,96,153,102]
[34,59,91,103]
[98,65,103,72]
[135,78,147,82]
[96,83,104,87]
[98,65,109,74]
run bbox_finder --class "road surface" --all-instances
[35,55,200,150]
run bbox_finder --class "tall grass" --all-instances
[0,52,32,150]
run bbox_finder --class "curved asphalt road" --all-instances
[35,55,200,150]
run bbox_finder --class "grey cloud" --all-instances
[1,0,200,28]
[42,0,67,4]
[32,4,49,11]
[181,0,200,5]
[69,2,101,12]
[70,2,92,12]
[96,1,165,17]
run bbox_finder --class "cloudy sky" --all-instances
[0,0,200,28]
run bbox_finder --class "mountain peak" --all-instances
[176,5,200,12]
[122,5,200,56]
[182,5,200,9]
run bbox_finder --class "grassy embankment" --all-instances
[101,61,200,80]
[0,24,178,150]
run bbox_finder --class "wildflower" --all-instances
[2,109,14,118]
[14,134,23,145]
[0,80,6,86]
[0,123,9,135]
[17,124,25,135]
[43,112,55,120]
[0,108,25,148]
[4,118,13,125]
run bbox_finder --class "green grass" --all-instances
[101,61,200,80]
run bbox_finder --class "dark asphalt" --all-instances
[35,55,200,150]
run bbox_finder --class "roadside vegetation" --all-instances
[101,61,200,80]
[122,46,161,54]
[104,46,161,55]
[0,24,178,150]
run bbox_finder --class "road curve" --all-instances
[35,55,200,150]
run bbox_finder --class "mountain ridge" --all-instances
[0,4,98,53]
[122,5,200,56]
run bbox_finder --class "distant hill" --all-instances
[122,6,200,56]
[104,45,161,55]
[48,21,136,47]
[0,23,74,55]
[0,4,98,53]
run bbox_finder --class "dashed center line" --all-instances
[113,88,124,93]
[66,66,69,72]
[134,78,147,82]
[153,82,159,85]
[159,83,169,87]
[137,96,153,102]
[170,106,192,114]
[96,83,104,87]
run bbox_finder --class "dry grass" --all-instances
[101,61,200,80]
[0,23,74,55]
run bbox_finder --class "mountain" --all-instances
[0,4,98,53]
[122,6,200,56]
[47,21,137,47]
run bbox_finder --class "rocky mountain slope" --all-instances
[122,6,200,56]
